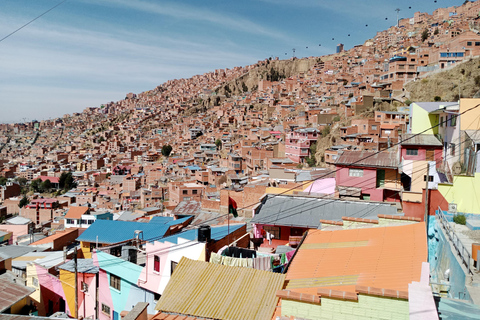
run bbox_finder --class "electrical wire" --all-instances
[0,0,68,44]
[28,106,480,266]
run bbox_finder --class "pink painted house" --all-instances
[285,128,319,163]
[335,150,401,202]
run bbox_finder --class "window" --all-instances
[349,168,364,177]
[406,149,418,156]
[101,303,111,315]
[450,143,456,156]
[192,189,198,195]
[424,175,434,182]
[450,115,457,127]
[476,42,480,46]
[110,247,121,257]
[183,197,191,201]
[88,220,94,224]
[171,261,178,275]
[467,41,472,46]
[110,274,121,291]
[32,277,38,287]
[182,190,188,195]
[80,219,87,225]
[440,116,443,127]
[154,256,160,272]
[66,219,74,224]
[263,226,280,239]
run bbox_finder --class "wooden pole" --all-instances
[74,247,78,319]
[425,162,430,234]
[227,191,230,247]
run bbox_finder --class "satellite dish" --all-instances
[452,162,462,175]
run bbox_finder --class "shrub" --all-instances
[434,96,442,102]
[453,213,467,225]
[404,99,412,106]
[333,116,341,122]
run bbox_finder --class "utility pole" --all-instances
[74,247,78,319]
[292,48,296,58]
[396,8,401,27]
[424,162,430,234]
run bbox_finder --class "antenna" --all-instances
[395,8,401,27]
[292,48,296,58]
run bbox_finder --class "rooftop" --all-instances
[155,257,285,320]
[250,194,400,228]
[335,150,399,169]
[285,222,427,296]
[401,134,443,147]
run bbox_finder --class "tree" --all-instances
[59,171,75,190]
[421,28,429,42]
[434,28,439,35]
[215,139,222,150]
[17,177,27,187]
[0,176,7,186]
[242,82,248,92]
[40,179,52,193]
[306,143,317,167]
[30,178,42,192]
[19,195,29,208]
[161,145,173,157]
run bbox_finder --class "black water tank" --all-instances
[198,225,211,242]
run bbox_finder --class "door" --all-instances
[376,169,385,188]
[59,298,65,312]
[426,149,435,161]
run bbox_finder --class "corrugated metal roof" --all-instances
[335,150,398,168]
[285,223,427,296]
[170,200,201,216]
[58,259,99,274]
[0,274,35,312]
[155,257,285,320]
[149,216,174,224]
[250,194,399,228]
[77,220,173,244]
[159,224,244,244]
[400,134,442,146]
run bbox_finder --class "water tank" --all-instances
[198,225,211,242]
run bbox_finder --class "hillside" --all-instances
[405,57,480,101]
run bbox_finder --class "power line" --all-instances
[55,105,480,263]
[0,0,68,44]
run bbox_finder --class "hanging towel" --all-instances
[286,250,295,262]
[209,252,222,265]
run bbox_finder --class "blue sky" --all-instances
[0,0,465,123]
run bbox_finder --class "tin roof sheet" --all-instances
[155,257,285,320]
[77,220,173,244]
[58,259,99,274]
[0,274,35,312]
[250,194,399,228]
[400,134,442,146]
[285,223,427,296]
[335,150,398,168]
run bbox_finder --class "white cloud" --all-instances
[80,0,293,41]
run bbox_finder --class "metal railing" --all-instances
[436,207,473,274]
